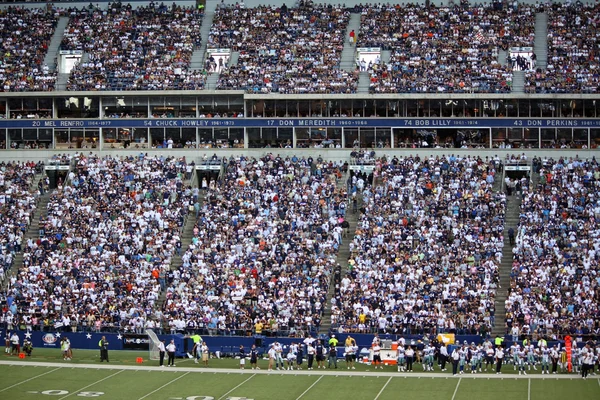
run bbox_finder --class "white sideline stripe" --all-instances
[0,367,61,393]
[528,378,531,400]
[373,376,393,400]
[296,375,323,400]
[218,373,256,400]
[138,371,190,400]
[451,377,462,400]
[59,370,124,400]
[0,361,587,379]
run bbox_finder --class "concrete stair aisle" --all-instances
[319,171,360,335]
[189,49,205,71]
[534,12,549,71]
[205,73,220,90]
[357,73,371,93]
[156,192,203,307]
[491,192,522,337]
[512,70,525,93]
[228,51,239,67]
[497,49,508,67]
[56,73,69,91]
[44,16,70,72]
[319,208,359,335]
[193,1,218,72]
[2,176,50,290]
[339,13,361,72]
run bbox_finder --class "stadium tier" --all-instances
[0,0,598,344]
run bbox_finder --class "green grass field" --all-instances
[0,349,598,400]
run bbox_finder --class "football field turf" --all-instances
[1,349,599,400]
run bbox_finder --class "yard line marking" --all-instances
[0,367,61,393]
[451,377,462,400]
[59,370,124,399]
[218,373,256,400]
[373,376,393,400]
[138,371,190,400]
[296,375,323,400]
[528,378,531,400]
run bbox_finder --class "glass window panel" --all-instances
[230,128,244,147]
[296,128,310,148]
[199,128,213,146]
[506,100,518,117]
[166,128,181,147]
[541,128,556,148]
[55,129,70,149]
[340,99,352,117]
[376,128,391,148]
[214,128,229,140]
[285,100,298,117]
[22,129,37,141]
[82,129,99,149]
[39,129,53,142]
[278,128,293,141]
[70,129,84,147]
[523,128,539,149]
[464,100,481,117]
[298,101,309,118]
[492,128,507,148]
[591,129,600,149]
[573,129,588,148]
[275,101,287,117]
[583,100,597,118]
[327,128,342,148]
[182,128,197,148]
[344,128,358,148]
[150,128,165,148]
[263,100,276,117]
[247,128,261,148]
[556,128,572,147]
[8,98,22,112]
[8,129,22,141]
[360,128,375,149]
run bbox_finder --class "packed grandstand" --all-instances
[0,0,597,93]
[0,0,599,377]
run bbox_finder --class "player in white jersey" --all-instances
[526,342,537,370]
[485,345,495,372]
[423,345,434,371]
[274,342,285,370]
[550,345,560,374]
[286,349,296,370]
[517,347,527,375]
[571,347,581,373]
[397,345,406,372]
[458,345,467,374]
[510,343,520,370]
[540,344,550,374]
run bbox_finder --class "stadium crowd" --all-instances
[0,2,599,94]
[331,155,505,336]
[162,155,347,337]
[507,157,600,338]
[0,162,41,291]
[3,154,191,333]
[0,7,58,92]
[358,3,532,93]
[62,3,206,91]
[525,2,600,94]
[211,1,357,93]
